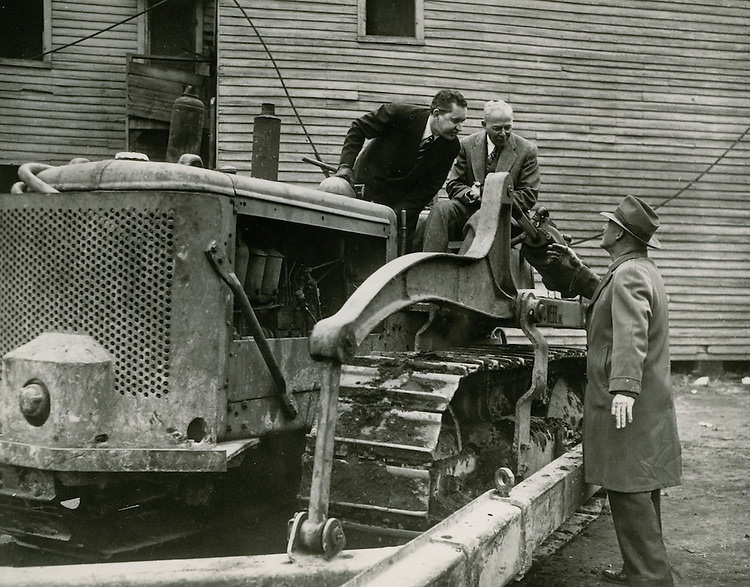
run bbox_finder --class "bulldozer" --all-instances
[290,172,590,558]
[0,156,587,563]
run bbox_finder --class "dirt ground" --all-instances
[517,371,750,586]
[1,372,747,586]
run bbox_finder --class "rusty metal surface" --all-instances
[225,393,318,438]
[30,159,397,246]
[0,548,400,587]
[299,344,586,530]
[0,438,261,472]
[343,445,595,587]
[0,191,232,454]
[0,447,593,587]
[2,334,113,447]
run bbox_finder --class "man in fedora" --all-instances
[548,195,682,586]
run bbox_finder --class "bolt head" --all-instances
[19,382,50,425]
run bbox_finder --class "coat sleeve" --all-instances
[569,264,601,299]
[339,103,397,168]
[445,140,473,203]
[609,262,653,394]
[509,142,540,212]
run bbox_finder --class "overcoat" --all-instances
[338,102,459,240]
[584,251,682,492]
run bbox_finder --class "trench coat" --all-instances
[583,251,682,492]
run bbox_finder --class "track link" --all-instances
[299,344,586,531]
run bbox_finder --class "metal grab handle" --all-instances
[205,241,297,419]
[17,163,59,194]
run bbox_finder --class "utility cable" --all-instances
[31,0,174,60]
[231,0,326,172]
[569,125,750,246]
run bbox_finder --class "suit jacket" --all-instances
[583,251,682,492]
[339,103,460,225]
[445,131,539,211]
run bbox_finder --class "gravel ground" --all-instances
[518,372,750,586]
[2,372,748,586]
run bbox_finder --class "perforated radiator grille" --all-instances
[0,206,175,398]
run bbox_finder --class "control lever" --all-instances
[206,241,298,419]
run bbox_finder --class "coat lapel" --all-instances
[494,134,517,173]
[587,251,648,310]
[470,132,487,182]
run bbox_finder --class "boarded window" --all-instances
[366,0,415,37]
[148,0,197,59]
[0,0,45,60]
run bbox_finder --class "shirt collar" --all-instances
[486,134,495,154]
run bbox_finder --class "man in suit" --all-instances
[422,99,539,252]
[548,196,682,586]
[334,89,467,252]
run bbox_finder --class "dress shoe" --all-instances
[601,568,628,584]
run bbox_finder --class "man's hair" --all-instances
[484,100,513,118]
[431,89,467,111]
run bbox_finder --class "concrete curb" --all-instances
[344,444,595,586]
[0,446,593,587]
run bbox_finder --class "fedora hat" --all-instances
[600,195,661,249]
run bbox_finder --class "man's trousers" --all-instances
[607,489,674,586]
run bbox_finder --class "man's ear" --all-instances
[481,120,487,128]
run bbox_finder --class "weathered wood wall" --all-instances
[0,1,140,163]
[217,0,750,361]
[0,0,216,166]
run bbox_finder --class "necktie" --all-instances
[486,146,499,172]
[417,135,436,160]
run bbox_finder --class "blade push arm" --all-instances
[309,172,518,363]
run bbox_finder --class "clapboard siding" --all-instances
[0,0,216,165]
[217,0,750,361]
[0,0,139,163]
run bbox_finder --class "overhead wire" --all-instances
[231,0,327,172]
[29,0,327,172]
[31,0,174,60]
[569,125,750,246]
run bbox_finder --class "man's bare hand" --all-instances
[611,393,635,429]
[334,165,355,186]
[466,181,482,203]
[547,243,583,269]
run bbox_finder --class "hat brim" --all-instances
[600,212,661,249]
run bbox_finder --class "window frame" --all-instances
[137,0,204,59]
[357,0,425,45]
[0,0,52,67]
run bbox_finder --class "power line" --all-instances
[231,0,326,172]
[569,125,750,246]
[31,0,173,60]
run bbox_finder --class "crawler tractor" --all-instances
[0,158,587,560]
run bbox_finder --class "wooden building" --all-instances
[0,0,216,181]
[1,0,749,362]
